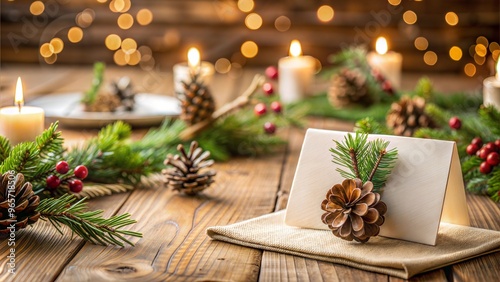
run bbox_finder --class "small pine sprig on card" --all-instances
[329,132,398,192]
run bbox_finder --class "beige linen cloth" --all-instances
[207,210,500,279]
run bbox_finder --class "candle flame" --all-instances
[496,60,500,80]
[375,37,388,55]
[289,40,302,57]
[187,47,200,69]
[15,77,24,111]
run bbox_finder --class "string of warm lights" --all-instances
[29,0,498,78]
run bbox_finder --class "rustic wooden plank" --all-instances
[55,154,286,281]
[0,192,131,282]
[450,194,500,282]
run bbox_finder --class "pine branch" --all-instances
[355,117,391,135]
[478,105,500,136]
[76,183,134,199]
[82,62,105,104]
[36,194,142,246]
[0,136,12,164]
[330,133,369,181]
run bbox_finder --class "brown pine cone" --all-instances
[386,96,435,137]
[0,172,40,235]
[328,68,373,107]
[321,178,387,243]
[178,74,216,125]
[163,141,216,195]
[109,76,136,111]
[84,92,122,112]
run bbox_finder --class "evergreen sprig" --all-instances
[330,133,398,191]
[0,136,11,163]
[82,62,105,104]
[36,194,142,246]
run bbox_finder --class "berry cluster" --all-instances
[253,66,282,134]
[371,68,394,95]
[46,161,89,193]
[466,137,500,174]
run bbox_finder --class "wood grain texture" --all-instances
[56,154,286,281]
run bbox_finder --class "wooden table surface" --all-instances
[0,65,498,281]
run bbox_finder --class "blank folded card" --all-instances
[285,128,470,245]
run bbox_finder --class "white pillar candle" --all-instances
[0,77,44,145]
[483,61,500,110]
[278,40,316,104]
[367,37,403,89]
[173,47,214,94]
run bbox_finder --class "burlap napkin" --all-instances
[206,210,500,279]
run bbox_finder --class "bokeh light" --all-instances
[118,13,134,29]
[68,27,83,43]
[105,34,122,50]
[114,49,127,66]
[44,53,57,64]
[274,16,291,32]
[423,51,438,65]
[237,0,254,13]
[476,36,489,47]
[121,38,137,54]
[40,43,52,58]
[49,38,64,54]
[475,44,487,57]
[449,46,462,61]
[30,1,45,16]
[245,13,262,30]
[474,53,485,65]
[388,0,401,6]
[137,9,153,26]
[76,9,95,28]
[317,5,334,22]
[403,10,417,25]
[489,42,500,52]
[127,50,141,65]
[241,41,258,58]
[215,58,232,74]
[445,12,459,26]
[492,50,500,61]
[464,63,476,77]
[110,0,131,13]
[414,37,428,51]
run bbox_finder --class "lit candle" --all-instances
[367,37,403,89]
[483,61,500,110]
[278,40,316,103]
[173,47,214,94]
[0,77,45,145]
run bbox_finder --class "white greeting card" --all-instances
[284,128,470,246]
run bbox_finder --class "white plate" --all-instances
[28,92,181,128]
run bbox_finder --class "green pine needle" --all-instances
[0,136,11,163]
[330,132,398,192]
[82,62,105,104]
[36,194,142,247]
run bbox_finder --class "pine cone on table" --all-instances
[386,96,436,137]
[321,178,387,243]
[84,92,122,112]
[178,73,216,125]
[328,68,373,107]
[109,76,136,111]
[163,141,216,195]
[0,172,40,235]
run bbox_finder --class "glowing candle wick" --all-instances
[15,77,24,113]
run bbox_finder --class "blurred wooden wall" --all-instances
[1,0,499,72]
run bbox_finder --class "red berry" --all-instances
[471,137,483,148]
[265,66,278,80]
[487,152,500,166]
[270,101,282,113]
[479,148,491,159]
[448,117,461,130]
[46,175,60,189]
[264,122,276,134]
[74,165,88,180]
[55,161,70,174]
[485,142,498,153]
[371,69,385,82]
[254,103,267,116]
[479,162,492,174]
[495,139,500,148]
[381,80,394,95]
[69,179,83,193]
[262,82,274,95]
[466,144,479,156]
